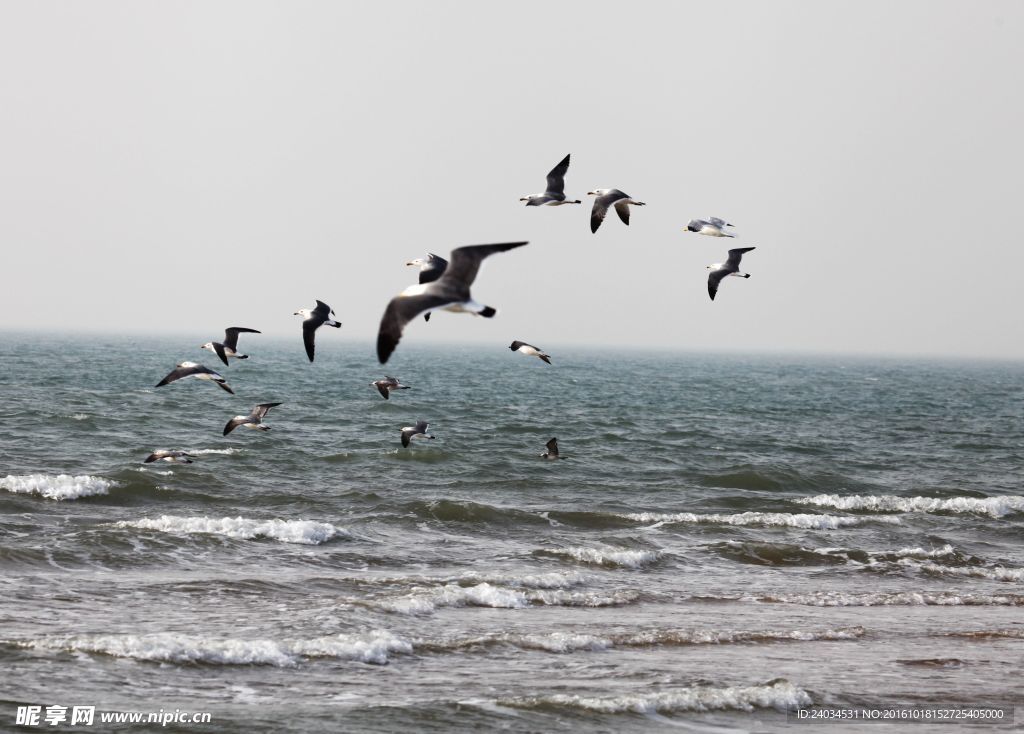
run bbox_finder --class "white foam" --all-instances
[17,630,409,666]
[1,474,114,501]
[115,515,346,545]
[133,467,174,476]
[458,571,591,589]
[505,679,810,714]
[895,559,1024,582]
[69,413,89,420]
[747,591,1024,606]
[545,547,661,569]
[373,582,638,615]
[625,511,897,529]
[184,448,243,455]
[798,494,1024,518]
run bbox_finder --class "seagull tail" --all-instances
[539,354,552,365]
[744,274,751,278]
[479,306,497,318]
[571,200,582,204]
[236,354,249,359]
[423,313,431,322]
[327,320,342,328]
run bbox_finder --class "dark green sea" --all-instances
[1,333,1022,732]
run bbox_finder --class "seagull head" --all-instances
[293,308,311,318]
[200,341,214,350]
[406,258,425,268]
[707,263,722,271]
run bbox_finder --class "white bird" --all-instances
[707,247,756,301]
[223,402,282,436]
[405,253,449,322]
[686,218,735,237]
[200,327,261,367]
[588,189,645,233]
[520,154,581,206]
[509,340,551,364]
[377,242,528,364]
[540,438,562,460]
[400,420,435,448]
[371,376,411,400]
[155,362,234,394]
[143,450,194,464]
[294,300,341,362]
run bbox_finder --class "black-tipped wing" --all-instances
[302,318,323,362]
[377,293,460,364]
[545,438,559,457]
[590,191,626,233]
[544,154,571,196]
[708,269,729,301]
[614,200,632,226]
[216,380,235,395]
[400,428,415,448]
[375,382,391,399]
[252,402,281,420]
[156,363,209,387]
[212,342,230,367]
[442,242,528,291]
[725,247,756,269]
[224,416,249,435]
[223,327,260,350]
[313,300,334,318]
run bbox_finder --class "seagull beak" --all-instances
[587,191,596,196]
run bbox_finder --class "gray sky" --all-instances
[1,1,1021,359]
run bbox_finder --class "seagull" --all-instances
[587,189,645,233]
[686,218,735,237]
[143,450,194,464]
[708,247,756,301]
[520,154,581,206]
[400,420,435,448]
[510,340,551,364]
[406,253,449,321]
[540,438,562,460]
[294,300,341,362]
[155,362,234,394]
[223,402,282,436]
[377,241,528,364]
[371,376,411,400]
[201,327,261,367]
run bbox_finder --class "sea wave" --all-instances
[744,591,1024,607]
[501,679,811,714]
[114,515,346,545]
[889,559,1024,583]
[624,511,898,529]
[184,448,243,455]
[10,630,409,666]
[1,474,114,501]
[537,547,661,569]
[797,494,1024,518]
[369,582,639,615]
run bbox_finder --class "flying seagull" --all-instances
[223,402,282,436]
[520,154,581,206]
[201,327,261,367]
[143,450,194,464]
[510,340,551,364]
[400,420,435,448]
[377,241,528,364]
[587,189,645,233]
[155,362,234,394]
[708,247,756,301]
[686,218,735,237]
[371,376,411,400]
[540,438,562,460]
[406,253,449,321]
[294,300,341,362]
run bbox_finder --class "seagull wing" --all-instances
[375,381,391,399]
[302,317,324,362]
[725,247,756,269]
[545,438,559,457]
[590,190,626,233]
[155,363,203,387]
[313,300,334,318]
[708,217,726,228]
[544,154,571,196]
[216,380,235,395]
[613,199,632,226]
[419,255,449,285]
[223,416,249,435]
[376,293,455,364]
[708,268,729,301]
[212,342,230,367]
[223,327,261,350]
[400,428,414,448]
[414,420,430,434]
[442,242,529,290]
[252,402,282,420]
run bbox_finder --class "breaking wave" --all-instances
[624,511,898,529]
[537,547,661,569]
[797,494,1024,518]
[367,582,639,615]
[743,591,1024,607]
[1,474,114,501]
[114,515,347,545]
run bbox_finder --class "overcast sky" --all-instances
[1,1,1021,360]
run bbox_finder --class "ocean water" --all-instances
[1,333,1022,732]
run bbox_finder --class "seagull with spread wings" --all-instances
[155,362,234,394]
[707,247,756,301]
[294,300,341,362]
[223,402,282,436]
[587,189,645,233]
[520,154,581,206]
[201,327,261,367]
